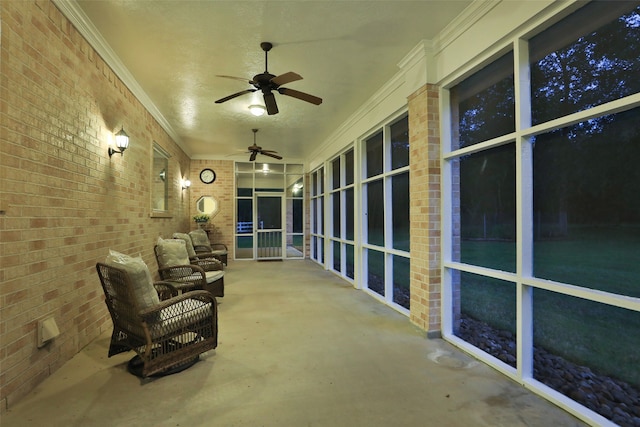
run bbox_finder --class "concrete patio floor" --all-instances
[1,260,585,427]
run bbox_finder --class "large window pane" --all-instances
[255,170,283,192]
[287,176,303,197]
[392,172,410,252]
[236,199,252,234]
[311,236,317,260]
[332,157,341,189]
[236,236,253,259]
[257,197,281,230]
[366,179,384,246]
[332,192,341,238]
[312,199,317,234]
[531,3,640,125]
[392,255,410,309]
[533,289,640,422]
[367,249,385,296]
[287,164,303,174]
[457,144,516,272]
[333,241,341,272]
[451,52,515,149]
[345,188,354,241]
[454,271,517,367]
[319,197,324,234]
[533,107,640,297]
[237,172,253,197]
[287,234,303,257]
[292,199,303,234]
[236,162,253,172]
[391,115,409,169]
[345,149,354,185]
[444,3,640,424]
[312,171,318,196]
[366,131,384,178]
[346,244,354,280]
[312,236,323,263]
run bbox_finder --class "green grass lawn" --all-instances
[460,226,640,388]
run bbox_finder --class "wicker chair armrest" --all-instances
[189,251,217,259]
[210,243,228,251]
[153,281,180,300]
[139,290,217,318]
[190,257,223,271]
[192,244,211,253]
[157,265,207,285]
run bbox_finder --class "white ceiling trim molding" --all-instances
[306,72,406,166]
[397,39,436,84]
[432,0,502,55]
[397,39,433,73]
[307,41,431,168]
[52,0,190,156]
[306,1,501,168]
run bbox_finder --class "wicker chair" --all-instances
[189,229,228,265]
[154,238,225,297]
[96,262,218,377]
[173,232,225,270]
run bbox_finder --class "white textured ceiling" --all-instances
[72,0,472,162]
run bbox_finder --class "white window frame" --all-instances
[360,111,410,315]
[440,7,640,426]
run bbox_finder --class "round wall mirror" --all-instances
[196,196,220,218]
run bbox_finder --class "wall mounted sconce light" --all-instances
[249,105,266,116]
[182,179,191,189]
[108,127,129,157]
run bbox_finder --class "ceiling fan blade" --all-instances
[216,75,251,83]
[215,89,257,104]
[261,151,283,160]
[277,87,323,105]
[270,71,303,87]
[249,151,258,161]
[264,92,279,115]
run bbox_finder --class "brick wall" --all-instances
[189,160,235,260]
[408,84,441,335]
[0,0,192,410]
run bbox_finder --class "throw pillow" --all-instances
[172,233,196,258]
[105,250,160,310]
[156,237,190,267]
[189,229,211,248]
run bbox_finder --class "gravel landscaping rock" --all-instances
[458,316,640,426]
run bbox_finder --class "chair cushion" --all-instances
[156,237,190,268]
[105,250,160,310]
[205,270,224,284]
[189,229,211,249]
[153,298,212,339]
[172,233,197,258]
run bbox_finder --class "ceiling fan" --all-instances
[247,129,282,161]
[215,42,322,115]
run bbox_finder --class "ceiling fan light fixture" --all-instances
[215,42,322,116]
[249,104,266,116]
